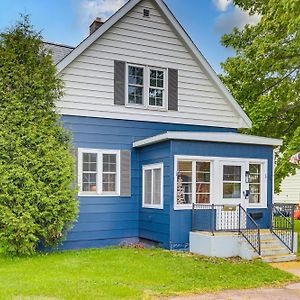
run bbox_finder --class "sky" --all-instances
[0,0,260,73]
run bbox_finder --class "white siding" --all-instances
[58,0,242,128]
[275,170,300,204]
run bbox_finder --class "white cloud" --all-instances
[214,6,261,34]
[80,0,127,24]
[213,0,233,12]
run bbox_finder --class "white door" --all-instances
[216,161,247,230]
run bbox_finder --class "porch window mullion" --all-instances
[192,161,196,205]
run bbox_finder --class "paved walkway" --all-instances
[166,262,300,300]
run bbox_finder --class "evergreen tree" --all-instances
[0,16,78,255]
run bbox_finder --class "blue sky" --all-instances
[0,0,259,73]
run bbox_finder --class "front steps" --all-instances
[259,230,296,263]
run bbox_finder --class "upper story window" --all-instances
[128,66,144,105]
[149,69,164,107]
[78,149,120,196]
[126,64,166,109]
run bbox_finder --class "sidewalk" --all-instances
[166,262,300,300]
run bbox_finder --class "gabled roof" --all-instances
[133,132,282,148]
[44,42,74,65]
[56,0,252,128]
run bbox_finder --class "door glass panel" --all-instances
[223,183,241,199]
[223,166,241,181]
[223,165,242,199]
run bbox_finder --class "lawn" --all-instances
[0,247,296,300]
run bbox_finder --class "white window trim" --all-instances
[78,148,120,197]
[142,163,164,209]
[174,155,268,210]
[125,63,168,111]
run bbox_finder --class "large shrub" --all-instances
[0,17,78,255]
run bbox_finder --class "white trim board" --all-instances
[56,0,252,129]
[133,131,283,148]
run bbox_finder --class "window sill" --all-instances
[142,205,164,210]
[125,103,167,112]
[78,193,120,197]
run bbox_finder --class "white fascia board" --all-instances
[56,0,142,72]
[133,131,283,148]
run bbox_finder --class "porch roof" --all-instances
[133,131,282,148]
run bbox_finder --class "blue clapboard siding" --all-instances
[169,140,274,248]
[61,115,236,250]
[137,141,171,248]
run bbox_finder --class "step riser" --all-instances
[260,234,277,241]
[261,249,291,256]
[262,255,296,263]
[261,241,284,247]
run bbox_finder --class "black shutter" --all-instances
[168,68,178,111]
[120,150,131,197]
[114,60,126,105]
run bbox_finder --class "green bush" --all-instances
[0,16,78,255]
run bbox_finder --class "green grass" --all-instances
[294,220,300,256]
[0,248,296,300]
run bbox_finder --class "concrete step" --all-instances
[261,253,297,263]
[261,246,290,256]
[260,233,276,241]
[260,239,284,247]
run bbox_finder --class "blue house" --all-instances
[46,0,296,261]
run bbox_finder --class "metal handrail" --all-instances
[192,203,261,256]
[239,205,261,256]
[271,204,295,253]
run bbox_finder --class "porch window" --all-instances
[143,163,164,209]
[196,162,211,203]
[78,149,120,196]
[249,164,261,204]
[177,160,211,205]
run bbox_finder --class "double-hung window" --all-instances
[143,163,164,209]
[79,149,120,196]
[127,64,166,108]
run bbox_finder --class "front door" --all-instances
[216,161,247,230]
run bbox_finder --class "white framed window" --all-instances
[142,163,164,209]
[126,63,167,109]
[78,148,120,196]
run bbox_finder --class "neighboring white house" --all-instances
[275,170,300,204]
